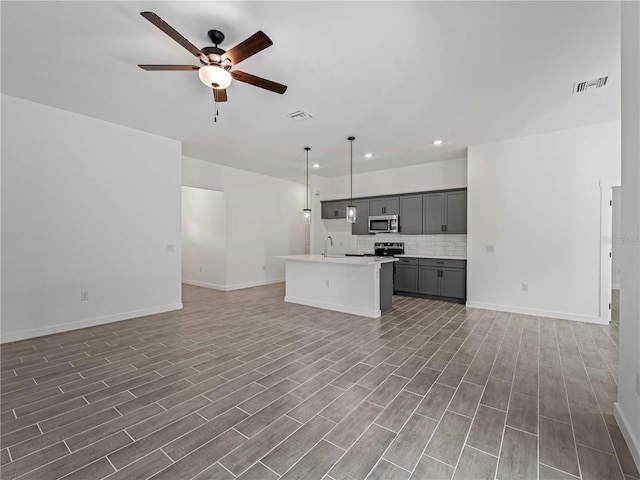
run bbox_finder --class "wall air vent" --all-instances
[573,76,608,94]
[286,110,314,121]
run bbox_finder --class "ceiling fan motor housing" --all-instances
[200,46,227,66]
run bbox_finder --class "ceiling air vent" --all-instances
[286,110,314,121]
[573,76,608,94]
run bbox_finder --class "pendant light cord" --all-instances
[348,136,355,206]
[306,148,309,210]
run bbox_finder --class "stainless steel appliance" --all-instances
[368,215,399,234]
[373,242,405,256]
[345,242,405,257]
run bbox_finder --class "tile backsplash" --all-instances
[357,234,467,257]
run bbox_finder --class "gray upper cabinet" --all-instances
[321,201,347,219]
[422,190,467,234]
[444,191,467,234]
[422,193,445,234]
[351,198,371,235]
[370,196,399,216]
[322,188,466,234]
[399,195,423,234]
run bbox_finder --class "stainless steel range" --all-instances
[373,242,404,257]
[345,242,404,257]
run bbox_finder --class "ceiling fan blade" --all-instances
[141,12,201,57]
[231,70,287,94]
[213,88,228,102]
[223,31,272,66]
[138,65,199,71]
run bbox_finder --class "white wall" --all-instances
[182,156,306,290]
[324,157,468,199]
[615,0,640,469]
[467,122,621,323]
[1,95,182,343]
[312,158,468,254]
[612,186,622,289]
[181,187,227,289]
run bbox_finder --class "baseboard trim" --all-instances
[464,301,606,324]
[614,402,640,472]
[183,278,284,292]
[284,295,380,319]
[182,279,227,291]
[1,303,184,344]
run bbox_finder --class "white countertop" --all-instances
[395,254,467,260]
[277,254,397,265]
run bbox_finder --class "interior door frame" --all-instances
[600,180,621,323]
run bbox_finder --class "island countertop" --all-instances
[277,254,397,265]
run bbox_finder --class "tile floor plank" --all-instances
[424,410,472,467]
[452,446,498,480]
[496,426,538,480]
[383,413,438,471]
[328,424,396,480]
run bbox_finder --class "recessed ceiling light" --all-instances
[433,139,443,145]
[364,153,373,159]
[312,163,320,168]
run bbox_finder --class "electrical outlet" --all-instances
[166,244,174,252]
[263,265,266,271]
[522,283,529,292]
[199,267,203,272]
[325,280,330,288]
[636,373,640,396]
[486,245,495,253]
[80,291,89,301]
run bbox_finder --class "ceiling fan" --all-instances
[138,12,287,118]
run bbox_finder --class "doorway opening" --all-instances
[600,181,621,323]
[181,186,227,290]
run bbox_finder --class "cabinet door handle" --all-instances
[444,225,447,232]
[441,225,445,232]
[437,261,444,264]
[382,207,386,214]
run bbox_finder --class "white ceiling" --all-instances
[1,1,620,183]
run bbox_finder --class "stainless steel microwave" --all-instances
[368,215,399,234]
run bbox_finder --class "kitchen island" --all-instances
[277,255,397,318]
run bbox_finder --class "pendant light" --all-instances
[303,147,311,224]
[346,136,357,223]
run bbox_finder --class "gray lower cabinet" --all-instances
[351,198,371,235]
[394,265,418,293]
[322,201,348,219]
[418,266,440,296]
[395,257,466,302]
[399,195,422,234]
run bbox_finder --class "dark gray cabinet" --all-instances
[399,195,423,234]
[395,257,466,302]
[351,199,371,235]
[445,191,467,234]
[322,201,347,219]
[422,190,467,234]
[322,188,466,235]
[370,196,399,216]
[394,258,419,293]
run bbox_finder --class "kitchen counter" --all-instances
[276,255,396,318]
[279,254,397,265]
[395,254,467,260]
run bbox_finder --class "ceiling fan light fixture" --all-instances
[199,65,232,89]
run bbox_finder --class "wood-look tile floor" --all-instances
[1,284,637,480]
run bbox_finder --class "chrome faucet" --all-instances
[323,236,334,258]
